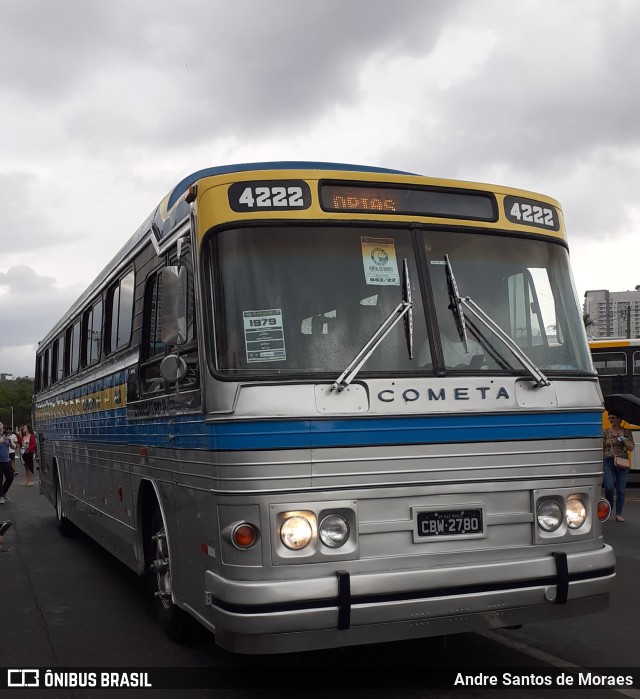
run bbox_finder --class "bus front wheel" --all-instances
[146,506,188,641]
[54,470,74,537]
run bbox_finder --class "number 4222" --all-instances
[509,202,554,227]
[238,186,305,208]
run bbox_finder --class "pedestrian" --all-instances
[603,409,634,522]
[0,422,14,503]
[16,425,23,464]
[0,520,12,550]
[21,424,37,487]
[8,429,18,476]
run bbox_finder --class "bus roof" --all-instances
[167,161,414,210]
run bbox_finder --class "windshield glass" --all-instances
[423,230,591,373]
[204,225,591,378]
[205,226,431,377]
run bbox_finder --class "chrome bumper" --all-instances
[204,544,615,654]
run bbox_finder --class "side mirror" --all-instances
[161,266,187,346]
[160,354,188,383]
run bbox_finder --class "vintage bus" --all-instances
[589,337,640,472]
[33,162,614,654]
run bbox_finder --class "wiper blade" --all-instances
[332,259,413,392]
[444,255,551,388]
[402,258,414,360]
[444,254,469,353]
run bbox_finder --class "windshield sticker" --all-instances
[361,237,400,286]
[243,309,287,363]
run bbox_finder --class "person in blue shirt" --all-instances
[0,422,13,504]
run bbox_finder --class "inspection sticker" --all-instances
[361,236,399,285]
[243,309,287,363]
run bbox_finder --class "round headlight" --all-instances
[319,514,350,548]
[280,516,313,550]
[537,500,563,532]
[566,498,587,529]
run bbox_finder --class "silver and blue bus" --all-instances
[34,162,614,653]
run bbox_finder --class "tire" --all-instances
[146,506,189,641]
[55,470,75,537]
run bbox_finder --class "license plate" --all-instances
[416,508,484,538]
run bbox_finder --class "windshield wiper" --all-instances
[444,254,550,388]
[332,259,413,392]
[445,253,470,353]
[402,258,414,360]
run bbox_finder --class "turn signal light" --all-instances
[232,523,258,548]
[597,499,611,522]
[185,184,197,203]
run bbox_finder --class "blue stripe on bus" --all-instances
[39,411,602,451]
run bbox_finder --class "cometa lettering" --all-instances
[377,386,510,403]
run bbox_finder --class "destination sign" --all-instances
[320,184,496,221]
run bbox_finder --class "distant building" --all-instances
[584,286,640,338]
[0,373,14,381]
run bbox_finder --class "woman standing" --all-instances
[21,424,37,487]
[603,410,634,522]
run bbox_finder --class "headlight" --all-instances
[537,500,563,532]
[319,514,350,548]
[566,498,587,529]
[280,516,314,550]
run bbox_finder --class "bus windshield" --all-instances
[205,225,592,377]
[423,230,592,373]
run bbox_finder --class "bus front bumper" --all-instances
[203,544,615,654]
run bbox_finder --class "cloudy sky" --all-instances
[1,0,639,377]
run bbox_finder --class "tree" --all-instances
[0,378,34,428]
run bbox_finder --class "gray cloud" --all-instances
[0,265,81,372]
[2,1,461,151]
[0,172,80,251]
[386,0,640,241]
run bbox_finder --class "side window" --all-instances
[52,335,64,383]
[107,269,135,354]
[593,350,628,395]
[36,354,43,392]
[43,347,51,388]
[67,319,81,375]
[51,339,60,384]
[592,352,627,376]
[83,299,103,366]
[633,351,640,396]
[140,271,165,393]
